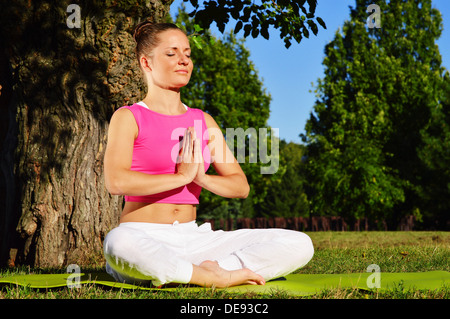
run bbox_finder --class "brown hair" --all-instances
[133,21,184,66]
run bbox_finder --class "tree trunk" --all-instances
[0,0,173,267]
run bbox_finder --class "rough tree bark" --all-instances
[0,0,173,267]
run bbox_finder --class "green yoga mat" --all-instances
[1,271,448,296]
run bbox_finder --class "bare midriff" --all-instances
[120,202,197,224]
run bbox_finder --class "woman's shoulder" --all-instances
[109,105,141,129]
[117,103,141,112]
[200,110,218,129]
[113,103,143,119]
[107,105,139,137]
[188,107,216,125]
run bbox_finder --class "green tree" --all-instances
[417,76,450,229]
[260,141,309,218]
[301,0,448,228]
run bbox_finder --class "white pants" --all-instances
[103,220,314,286]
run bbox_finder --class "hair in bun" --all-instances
[133,21,183,66]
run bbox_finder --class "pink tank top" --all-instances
[120,102,211,204]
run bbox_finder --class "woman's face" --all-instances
[143,29,193,91]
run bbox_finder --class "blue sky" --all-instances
[171,0,450,144]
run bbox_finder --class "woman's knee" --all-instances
[103,227,137,259]
[282,230,314,266]
[298,232,314,261]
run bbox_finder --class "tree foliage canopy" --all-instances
[181,0,326,48]
[301,0,449,228]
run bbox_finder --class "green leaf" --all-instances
[193,24,203,33]
[176,23,187,32]
[234,20,243,34]
[191,36,202,50]
[251,27,259,38]
[284,38,291,49]
[307,20,318,35]
[316,16,327,29]
[260,25,269,40]
[243,24,251,37]
[302,27,309,38]
[230,7,240,20]
[242,6,251,22]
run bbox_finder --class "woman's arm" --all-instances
[103,108,197,196]
[193,112,250,199]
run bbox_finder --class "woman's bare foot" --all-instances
[189,260,265,288]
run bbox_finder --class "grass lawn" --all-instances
[0,231,448,299]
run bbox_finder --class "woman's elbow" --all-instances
[238,183,250,199]
[106,182,123,196]
[105,174,125,196]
